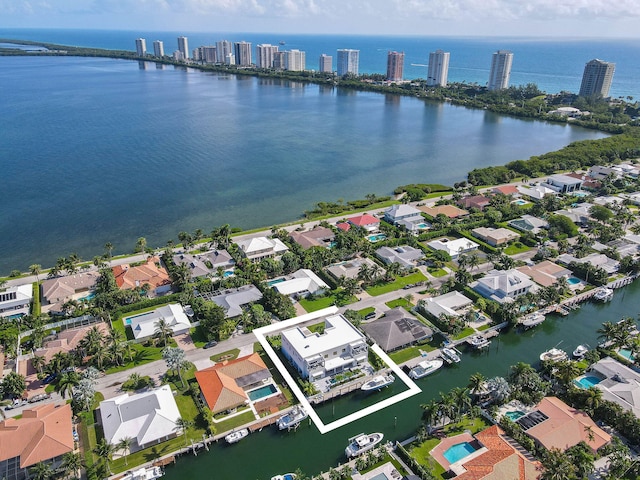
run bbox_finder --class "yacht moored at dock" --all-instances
[345,432,384,457]
[276,405,308,430]
[409,359,444,379]
[572,344,588,359]
[593,287,614,302]
[520,313,545,330]
[224,428,249,444]
[122,466,163,480]
[271,474,296,480]
[540,348,568,363]
[361,374,395,392]
[467,334,491,349]
[441,347,461,364]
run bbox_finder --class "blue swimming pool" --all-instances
[505,410,526,421]
[567,276,581,285]
[619,348,635,361]
[575,376,602,389]
[443,442,476,464]
[366,233,387,243]
[78,292,95,301]
[223,270,234,277]
[512,199,527,206]
[416,223,428,229]
[123,311,151,326]
[248,384,277,401]
[267,278,286,286]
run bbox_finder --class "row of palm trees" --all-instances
[28,452,82,480]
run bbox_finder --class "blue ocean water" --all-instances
[2,28,640,98]
[0,29,627,272]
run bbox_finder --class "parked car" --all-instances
[28,393,51,403]
[42,373,57,384]
[203,341,218,349]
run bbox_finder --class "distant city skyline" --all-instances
[2,0,639,38]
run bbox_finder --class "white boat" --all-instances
[409,359,444,379]
[345,432,384,458]
[122,466,163,480]
[467,334,491,349]
[540,348,568,363]
[441,347,461,363]
[361,374,395,391]
[572,345,588,359]
[271,474,296,480]
[520,313,545,329]
[593,287,614,302]
[276,405,308,430]
[224,428,249,444]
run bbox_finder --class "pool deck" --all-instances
[429,432,475,471]
[351,461,402,480]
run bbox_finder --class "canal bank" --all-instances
[162,281,640,479]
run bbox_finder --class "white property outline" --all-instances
[253,306,422,434]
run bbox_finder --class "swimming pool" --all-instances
[267,278,286,286]
[223,270,234,277]
[512,199,527,206]
[366,233,387,243]
[247,384,278,401]
[416,223,429,229]
[619,348,635,361]
[78,292,95,301]
[574,376,602,389]
[567,276,581,285]
[370,474,390,480]
[505,410,526,421]
[123,311,151,326]
[443,442,476,464]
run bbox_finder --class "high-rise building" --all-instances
[579,59,616,97]
[319,54,332,73]
[488,50,513,91]
[177,36,189,60]
[202,46,217,64]
[386,51,404,82]
[234,41,253,66]
[427,50,450,87]
[285,50,305,72]
[273,52,286,70]
[225,53,236,66]
[337,49,359,77]
[256,44,279,69]
[135,38,146,57]
[216,40,233,63]
[153,40,164,57]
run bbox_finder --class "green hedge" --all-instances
[31,282,41,316]
[112,293,182,321]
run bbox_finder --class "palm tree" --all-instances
[582,387,603,415]
[420,400,440,433]
[174,417,194,445]
[162,347,188,388]
[79,325,105,358]
[31,354,46,375]
[106,329,126,366]
[60,451,83,479]
[104,242,114,265]
[467,372,487,400]
[93,438,115,475]
[56,371,80,399]
[552,360,580,388]
[451,386,471,420]
[30,264,42,284]
[540,448,577,480]
[153,317,174,347]
[117,436,134,466]
[30,461,54,480]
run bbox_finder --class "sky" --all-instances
[1,0,639,38]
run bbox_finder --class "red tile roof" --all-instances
[195,353,269,414]
[0,403,74,468]
[336,222,351,232]
[347,214,380,226]
[493,185,519,195]
[112,257,171,291]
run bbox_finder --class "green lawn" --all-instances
[210,348,240,363]
[503,242,531,255]
[357,307,376,317]
[452,327,475,340]
[365,272,428,296]
[299,292,357,312]
[427,268,447,278]
[477,324,492,331]
[385,298,412,309]
[189,326,209,348]
[212,410,256,434]
[388,343,436,364]
[104,341,175,374]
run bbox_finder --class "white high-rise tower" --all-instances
[427,50,450,87]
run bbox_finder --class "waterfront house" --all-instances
[235,236,289,262]
[361,307,432,352]
[40,271,100,314]
[471,269,535,303]
[508,214,548,235]
[289,226,335,249]
[545,174,583,194]
[491,184,520,197]
[280,313,368,380]
[516,184,558,201]
[0,403,74,480]
[566,172,601,191]
[471,227,520,247]
[588,356,640,418]
[449,425,541,479]
[383,204,426,232]
[557,253,619,274]
[325,257,381,281]
[517,397,610,454]
[516,261,572,288]
[457,195,491,211]
[346,213,380,233]
[418,204,469,219]
[375,245,424,270]
[195,353,271,414]
[0,284,33,319]
[99,385,181,452]
[112,257,172,296]
[272,269,329,300]
[426,238,480,259]
[125,303,191,340]
[201,285,263,319]
[172,249,235,278]
[420,291,473,318]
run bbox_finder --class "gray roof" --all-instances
[206,285,263,318]
[375,245,424,269]
[173,249,235,278]
[361,307,432,352]
[590,357,640,418]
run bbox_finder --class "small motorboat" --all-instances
[441,347,461,363]
[572,344,588,359]
[593,287,614,302]
[276,405,308,430]
[122,466,163,480]
[520,313,545,329]
[409,359,444,379]
[467,334,491,349]
[345,432,384,457]
[361,374,395,392]
[224,428,249,444]
[540,348,568,363]
[271,474,296,480]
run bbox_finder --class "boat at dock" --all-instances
[122,466,164,480]
[467,334,491,349]
[409,359,444,379]
[361,374,395,391]
[520,313,545,329]
[572,345,588,359]
[224,428,249,444]
[540,348,568,363]
[345,432,384,457]
[441,347,461,363]
[276,405,308,430]
[593,287,614,302]
[271,474,296,480]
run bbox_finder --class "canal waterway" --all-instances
[163,282,640,479]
